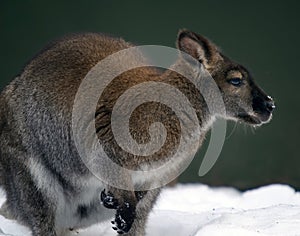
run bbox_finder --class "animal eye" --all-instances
[228,78,243,86]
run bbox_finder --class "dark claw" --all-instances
[135,191,147,201]
[113,203,136,234]
[100,189,119,209]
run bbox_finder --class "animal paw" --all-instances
[111,202,136,234]
[100,189,119,209]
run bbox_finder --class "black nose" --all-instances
[265,98,275,112]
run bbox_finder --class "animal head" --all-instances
[177,30,275,126]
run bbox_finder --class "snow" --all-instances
[0,184,300,236]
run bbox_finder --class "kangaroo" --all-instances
[0,30,275,236]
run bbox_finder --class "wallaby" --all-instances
[0,30,275,236]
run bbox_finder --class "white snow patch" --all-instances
[0,184,300,236]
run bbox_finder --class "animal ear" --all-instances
[177,29,221,68]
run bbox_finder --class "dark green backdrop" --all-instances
[1,1,299,190]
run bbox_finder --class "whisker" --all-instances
[243,123,248,134]
[226,121,238,140]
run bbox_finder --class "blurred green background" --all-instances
[1,1,299,190]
